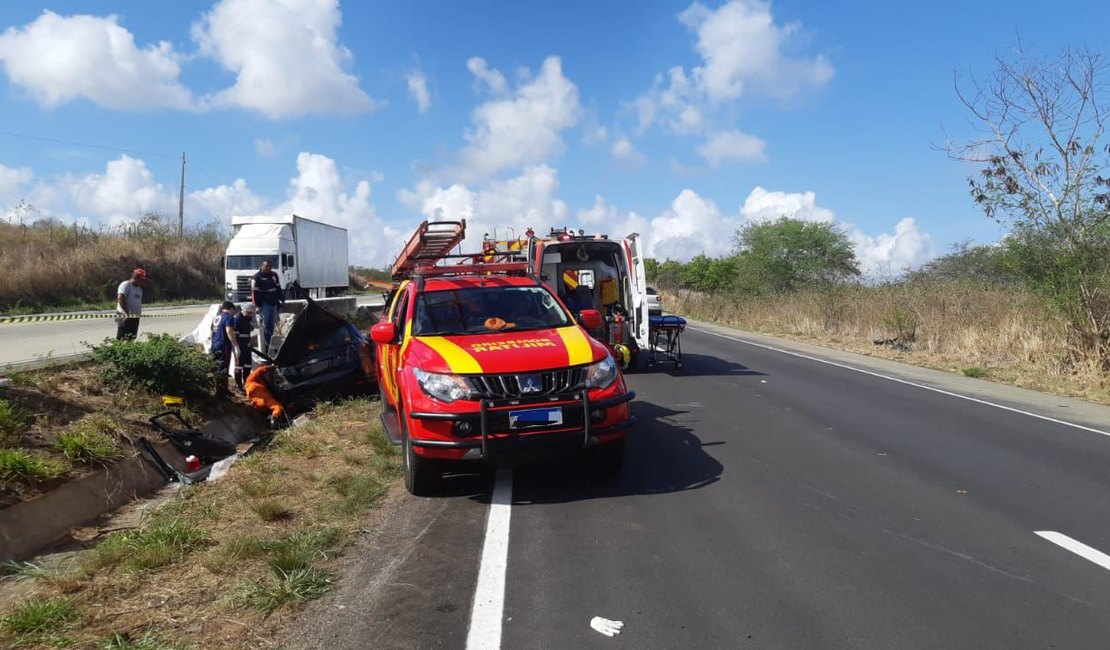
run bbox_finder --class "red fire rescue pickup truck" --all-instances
[371,221,636,495]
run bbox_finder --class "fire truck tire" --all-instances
[584,437,625,479]
[403,421,443,496]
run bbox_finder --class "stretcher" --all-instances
[646,315,686,371]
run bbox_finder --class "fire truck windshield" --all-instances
[413,286,571,336]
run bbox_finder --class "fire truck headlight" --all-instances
[585,355,618,390]
[414,368,472,403]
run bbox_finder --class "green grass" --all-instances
[99,629,188,650]
[242,566,334,614]
[0,596,81,644]
[55,416,124,464]
[1,560,52,582]
[962,366,990,378]
[0,448,68,484]
[0,399,26,444]
[271,428,324,459]
[250,499,294,522]
[88,519,208,574]
[327,472,388,515]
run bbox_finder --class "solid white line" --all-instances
[693,327,1110,439]
[466,468,513,650]
[1035,531,1110,572]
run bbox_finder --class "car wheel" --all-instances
[403,415,442,496]
[584,437,625,479]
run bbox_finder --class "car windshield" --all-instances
[413,286,570,336]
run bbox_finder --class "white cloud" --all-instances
[679,0,833,103]
[0,11,192,110]
[697,130,767,167]
[192,0,377,118]
[849,217,936,276]
[646,189,740,260]
[740,186,834,223]
[611,137,647,170]
[451,56,581,182]
[189,178,267,217]
[65,156,176,225]
[399,165,571,252]
[254,138,277,157]
[466,56,508,95]
[737,186,936,274]
[627,0,832,156]
[0,164,34,203]
[406,69,432,113]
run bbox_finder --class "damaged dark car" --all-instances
[262,298,377,411]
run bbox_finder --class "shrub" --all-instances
[89,334,214,396]
[962,366,989,378]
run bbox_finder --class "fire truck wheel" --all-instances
[403,425,443,496]
[583,438,625,479]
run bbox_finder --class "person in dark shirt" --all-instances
[251,259,284,351]
[211,301,237,397]
[233,303,256,391]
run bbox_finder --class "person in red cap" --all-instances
[116,268,148,340]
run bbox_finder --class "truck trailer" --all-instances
[224,214,349,301]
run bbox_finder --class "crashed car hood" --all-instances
[406,326,608,374]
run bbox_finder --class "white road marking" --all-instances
[590,616,625,637]
[694,327,1110,439]
[1035,531,1110,572]
[466,468,513,650]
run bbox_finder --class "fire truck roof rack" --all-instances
[391,220,467,280]
[391,220,536,290]
[548,226,608,241]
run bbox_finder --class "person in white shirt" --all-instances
[116,268,148,340]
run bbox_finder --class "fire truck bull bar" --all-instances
[409,390,635,460]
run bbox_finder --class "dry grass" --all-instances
[0,220,224,313]
[0,398,398,650]
[668,280,1110,405]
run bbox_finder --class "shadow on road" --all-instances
[489,400,724,505]
[635,351,765,378]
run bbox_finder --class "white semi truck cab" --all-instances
[224,214,349,302]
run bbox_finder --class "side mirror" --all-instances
[578,309,603,330]
[371,322,397,345]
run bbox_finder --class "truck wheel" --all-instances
[403,424,442,496]
[584,438,625,479]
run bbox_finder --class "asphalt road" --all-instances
[0,297,383,370]
[283,321,1110,649]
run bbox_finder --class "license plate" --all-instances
[508,407,563,430]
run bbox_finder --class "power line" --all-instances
[0,129,178,159]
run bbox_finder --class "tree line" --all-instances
[648,43,1109,370]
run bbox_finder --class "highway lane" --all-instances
[500,325,1110,649]
[0,297,384,369]
[279,321,1110,649]
[0,306,209,368]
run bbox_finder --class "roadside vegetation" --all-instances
[0,212,227,314]
[0,390,399,649]
[649,42,1109,405]
[0,335,217,507]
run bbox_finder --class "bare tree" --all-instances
[945,43,1110,368]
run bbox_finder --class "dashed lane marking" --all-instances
[1035,531,1110,573]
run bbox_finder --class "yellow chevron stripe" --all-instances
[420,336,483,374]
[557,326,594,366]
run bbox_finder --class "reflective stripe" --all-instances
[419,337,483,374]
[557,326,594,366]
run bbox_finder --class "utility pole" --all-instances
[177,152,186,238]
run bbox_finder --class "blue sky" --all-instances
[1,0,1106,271]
